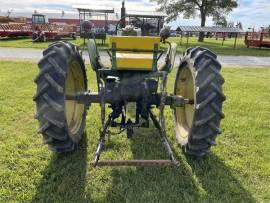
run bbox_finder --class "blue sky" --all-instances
[0,0,269,30]
[170,0,270,29]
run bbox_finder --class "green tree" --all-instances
[213,15,228,27]
[227,21,235,28]
[153,0,238,42]
[236,21,243,30]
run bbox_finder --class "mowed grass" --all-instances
[168,36,270,57]
[0,37,107,50]
[0,61,269,203]
[1,36,270,57]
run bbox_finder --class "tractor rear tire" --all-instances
[34,41,87,152]
[174,47,226,157]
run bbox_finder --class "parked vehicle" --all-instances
[0,14,76,42]
[34,18,226,167]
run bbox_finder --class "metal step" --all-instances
[93,160,179,167]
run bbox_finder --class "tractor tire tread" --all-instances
[34,41,87,152]
[176,47,225,156]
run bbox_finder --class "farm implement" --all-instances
[0,14,76,41]
[34,18,225,167]
[0,23,32,38]
[245,31,270,48]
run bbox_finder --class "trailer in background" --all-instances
[245,32,270,48]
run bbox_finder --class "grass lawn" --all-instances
[0,61,269,203]
[0,37,108,50]
[0,36,270,57]
[168,36,270,57]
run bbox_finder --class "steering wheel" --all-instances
[115,16,144,35]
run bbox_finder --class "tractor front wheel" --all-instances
[174,47,226,157]
[34,41,88,152]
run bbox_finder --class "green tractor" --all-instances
[34,20,225,167]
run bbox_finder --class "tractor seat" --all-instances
[115,53,153,70]
[110,36,161,71]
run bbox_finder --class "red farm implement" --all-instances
[245,32,270,48]
[0,14,77,42]
[0,23,32,37]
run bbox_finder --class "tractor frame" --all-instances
[65,35,182,166]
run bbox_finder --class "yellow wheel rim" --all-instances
[65,60,85,141]
[175,64,195,144]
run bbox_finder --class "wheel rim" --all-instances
[65,60,86,140]
[175,63,195,144]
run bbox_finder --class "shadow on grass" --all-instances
[0,36,30,41]
[30,114,255,202]
[105,124,256,202]
[31,134,89,203]
[187,154,256,203]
